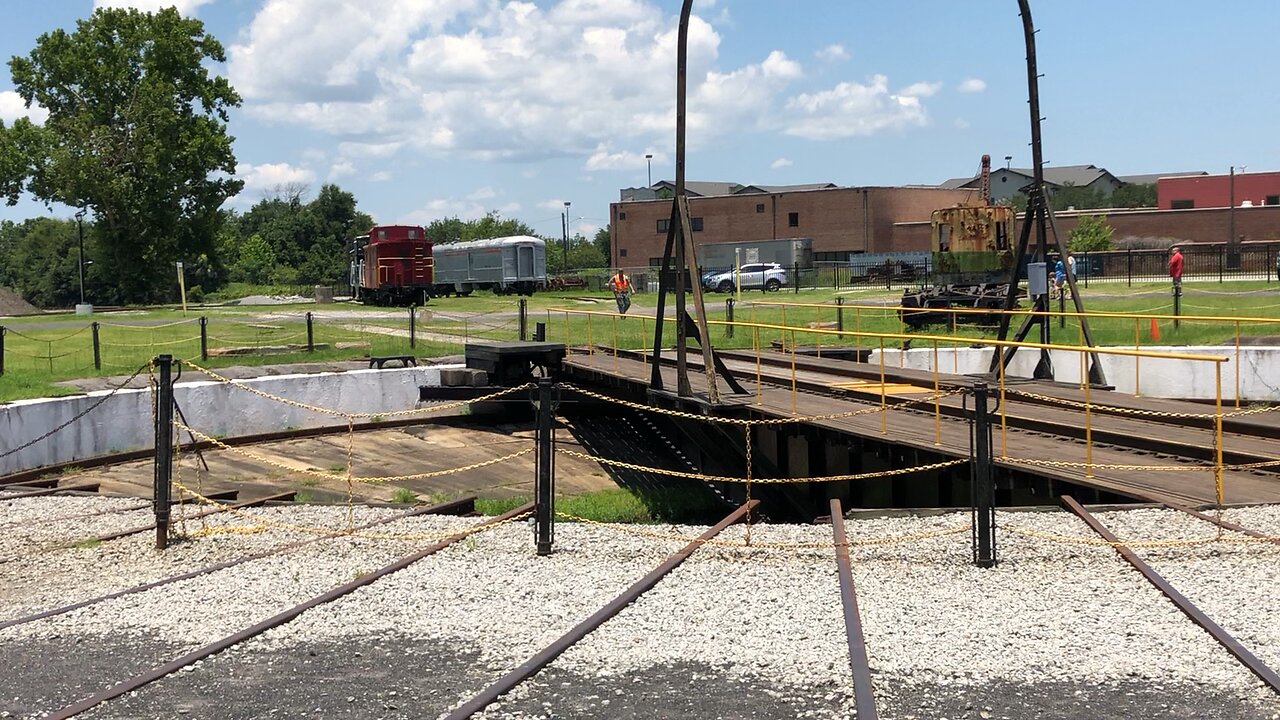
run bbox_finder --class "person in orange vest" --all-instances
[1168,246,1184,293]
[609,268,632,315]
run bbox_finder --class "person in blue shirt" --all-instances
[1053,258,1066,300]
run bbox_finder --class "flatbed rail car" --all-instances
[432,236,547,296]
[350,225,434,305]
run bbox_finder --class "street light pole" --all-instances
[75,208,87,305]
[645,153,653,187]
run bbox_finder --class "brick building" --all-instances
[609,183,975,268]
[1159,171,1280,210]
[892,205,1280,248]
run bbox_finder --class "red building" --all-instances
[1159,171,1280,210]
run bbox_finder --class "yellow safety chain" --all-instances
[555,447,966,484]
[1004,388,1280,420]
[171,479,533,541]
[561,382,965,426]
[172,420,533,484]
[180,359,531,419]
[1002,455,1280,473]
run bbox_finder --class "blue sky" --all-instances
[1,0,1277,241]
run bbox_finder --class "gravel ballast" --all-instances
[0,498,1276,719]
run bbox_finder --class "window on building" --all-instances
[1170,199,1194,210]
[1266,195,1280,206]
[814,252,849,263]
[619,249,628,257]
[788,212,800,227]
[650,257,664,267]
[657,219,670,233]
[756,203,766,213]
[619,211,627,220]
[691,217,704,232]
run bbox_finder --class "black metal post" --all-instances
[153,354,174,550]
[1058,292,1065,329]
[305,312,314,352]
[76,209,87,306]
[971,383,996,568]
[0,326,6,376]
[794,261,800,294]
[725,298,735,338]
[836,296,844,332]
[1174,283,1182,329]
[91,322,101,370]
[408,306,416,349]
[1127,249,1133,287]
[534,378,555,556]
[1218,245,1224,283]
[533,321,546,342]
[199,316,208,360]
[518,298,528,341]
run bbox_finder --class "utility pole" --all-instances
[562,201,570,272]
[75,208,87,305]
[645,153,653,187]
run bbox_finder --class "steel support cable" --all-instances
[1061,495,1280,694]
[0,497,479,632]
[0,363,149,460]
[443,501,759,720]
[45,503,536,720]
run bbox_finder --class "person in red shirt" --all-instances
[1168,246,1184,292]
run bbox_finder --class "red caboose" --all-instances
[350,225,434,305]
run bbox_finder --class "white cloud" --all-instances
[0,91,48,125]
[238,162,316,191]
[93,0,213,14]
[771,157,793,169]
[783,75,928,140]
[958,78,987,93]
[899,81,942,98]
[953,117,971,129]
[230,0,938,167]
[328,160,356,180]
[467,186,497,200]
[584,146,663,172]
[816,44,849,62]
[402,197,520,225]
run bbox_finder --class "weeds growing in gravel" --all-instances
[391,487,417,504]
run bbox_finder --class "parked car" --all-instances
[703,262,788,292]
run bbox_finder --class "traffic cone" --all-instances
[1149,317,1160,341]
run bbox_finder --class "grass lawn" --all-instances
[3,281,1278,402]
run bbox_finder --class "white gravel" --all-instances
[1,498,1278,719]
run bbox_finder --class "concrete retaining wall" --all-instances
[871,346,1280,402]
[0,365,459,476]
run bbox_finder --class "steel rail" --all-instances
[0,413,483,489]
[45,502,534,720]
[0,481,101,499]
[0,496,477,632]
[1163,501,1280,546]
[830,499,879,720]
[88,491,298,543]
[442,500,760,719]
[1061,495,1280,694]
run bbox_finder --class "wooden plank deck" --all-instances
[562,350,1280,507]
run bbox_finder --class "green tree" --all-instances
[231,233,276,283]
[593,225,611,261]
[1110,183,1157,209]
[1068,214,1114,252]
[2,218,88,307]
[2,7,242,304]
[427,211,538,245]
[1049,183,1106,211]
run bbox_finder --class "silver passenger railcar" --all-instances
[431,236,547,296]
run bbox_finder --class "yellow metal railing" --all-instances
[546,305,1236,503]
[748,299,1279,408]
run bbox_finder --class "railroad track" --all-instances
[24,501,532,719]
